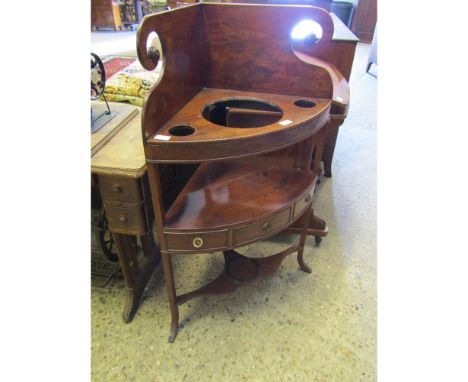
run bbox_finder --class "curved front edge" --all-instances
[145,112,329,163]
[294,50,350,117]
[162,178,316,254]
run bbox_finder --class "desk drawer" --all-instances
[105,204,146,235]
[234,208,291,246]
[292,190,313,220]
[99,176,143,204]
[165,230,228,253]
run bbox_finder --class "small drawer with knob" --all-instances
[99,175,143,204]
[292,190,313,220]
[234,207,291,246]
[105,204,147,235]
[164,230,228,253]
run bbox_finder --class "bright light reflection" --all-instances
[290,20,323,41]
[146,31,158,49]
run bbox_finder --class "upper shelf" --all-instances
[137,3,350,161]
[144,88,331,162]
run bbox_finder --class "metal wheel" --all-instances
[314,236,322,245]
[91,52,106,100]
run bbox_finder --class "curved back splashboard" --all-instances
[137,3,346,144]
[201,4,334,96]
[137,4,205,140]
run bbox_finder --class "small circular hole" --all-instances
[294,100,316,108]
[168,125,195,136]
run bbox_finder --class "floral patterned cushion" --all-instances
[103,59,162,107]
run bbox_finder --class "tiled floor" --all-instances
[91,42,377,381]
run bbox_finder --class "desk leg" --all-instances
[322,117,345,178]
[113,232,161,323]
[297,206,312,273]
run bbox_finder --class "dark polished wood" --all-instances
[351,0,377,43]
[137,4,205,140]
[138,4,356,175]
[145,89,331,163]
[91,0,123,31]
[322,114,346,177]
[138,3,350,341]
[214,0,332,9]
[205,2,358,80]
[163,161,317,249]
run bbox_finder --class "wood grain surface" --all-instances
[144,88,330,162]
[164,161,316,230]
[91,108,146,178]
[91,101,139,156]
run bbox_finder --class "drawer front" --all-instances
[165,230,228,252]
[292,190,313,220]
[99,176,142,204]
[234,207,291,246]
[106,204,147,235]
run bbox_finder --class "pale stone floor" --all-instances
[91,42,376,381]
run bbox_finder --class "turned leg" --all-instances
[113,233,160,323]
[321,119,343,178]
[322,128,337,177]
[161,252,179,343]
[113,234,141,322]
[297,206,312,273]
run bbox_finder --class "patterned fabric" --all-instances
[103,59,162,107]
[103,57,136,79]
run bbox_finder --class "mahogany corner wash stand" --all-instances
[137,3,350,342]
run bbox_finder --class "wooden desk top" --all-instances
[91,102,139,156]
[91,108,146,178]
[330,13,359,42]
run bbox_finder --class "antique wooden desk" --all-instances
[91,108,160,323]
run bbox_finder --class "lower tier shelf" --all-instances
[175,246,310,305]
[164,233,312,343]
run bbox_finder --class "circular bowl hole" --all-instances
[168,125,195,136]
[294,99,316,108]
[202,98,283,128]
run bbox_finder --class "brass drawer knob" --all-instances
[118,214,128,223]
[113,185,122,193]
[192,237,204,248]
[305,194,311,203]
[262,222,271,231]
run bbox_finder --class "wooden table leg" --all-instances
[161,252,179,343]
[322,115,346,178]
[297,206,312,273]
[113,232,161,323]
[284,208,328,241]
